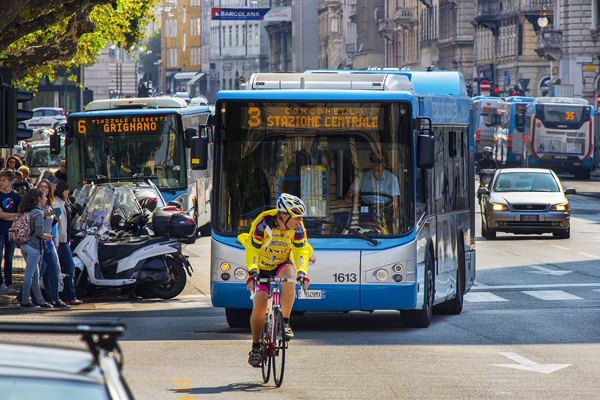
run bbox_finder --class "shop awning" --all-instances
[185,72,206,87]
[174,72,200,80]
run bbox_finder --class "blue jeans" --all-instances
[41,241,61,303]
[57,243,77,302]
[18,244,44,305]
[0,233,16,286]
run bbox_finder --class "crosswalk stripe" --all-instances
[464,292,509,302]
[521,290,583,301]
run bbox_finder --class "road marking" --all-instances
[522,290,583,301]
[492,352,571,374]
[549,245,571,251]
[464,292,509,302]
[470,283,600,290]
[167,298,212,308]
[569,194,600,204]
[94,302,135,309]
[472,282,489,287]
[578,252,600,259]
[526,265,572,276]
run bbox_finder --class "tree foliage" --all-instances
[0,0,160,89]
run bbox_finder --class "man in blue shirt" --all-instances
[0,170,22,295]
[344,151,400,208]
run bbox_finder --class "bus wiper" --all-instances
[309,219,380,246]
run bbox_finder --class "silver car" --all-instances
[478,168,575,240]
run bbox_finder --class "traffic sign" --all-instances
[239,76,245,83]
[596,93,600,106]
[480,80,491,92]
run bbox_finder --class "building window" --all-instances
[222,27,226,47]
[242,24,246,45]
[255,23,259,45]
[183,32,186,52]
[229,26,233,47]
[183,6,186,23]
[174,19,178,37]
[174,48,178,66]
[236,25,239,46]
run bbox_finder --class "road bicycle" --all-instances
[254,276,304,387]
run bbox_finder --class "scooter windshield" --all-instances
[81,186,115,229]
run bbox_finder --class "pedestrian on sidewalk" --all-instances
[17,188,53,309]
[0,170,21,295]
[5,156,22,172]
[54,180,81,306]
[18,166,31,184]
[12,171,31,195]
[38,179,68,308]
[55,160,67,182]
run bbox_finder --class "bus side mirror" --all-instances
[49,133,61,155]
[184,127,196,148]
[515,114,525,128]
[190,136,208,170]
[417,134,434,169]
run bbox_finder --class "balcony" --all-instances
[378,19,395,36]
[394,7,417,29]
[536,30,562,60]
[348,4,357,23]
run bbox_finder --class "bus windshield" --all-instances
[71,114,186,189]
[214,101,414,237]
[536,104,590,129]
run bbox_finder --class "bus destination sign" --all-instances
[245,104,381,130]
[76,115,168,134]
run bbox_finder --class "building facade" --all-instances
[209,0,270,93]
[161,0,206,97]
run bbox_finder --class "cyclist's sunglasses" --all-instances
[370,158,383,164]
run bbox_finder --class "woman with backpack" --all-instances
[17,188,53,308]
[54,180,82,305]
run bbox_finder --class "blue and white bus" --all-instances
[65,97,213,229]
[200,71,476,328]
[493,96,535,167]
[473,96,500,163]
[523,97,594,179]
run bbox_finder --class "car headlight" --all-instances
[491,203,508,211]
[551,203,569,211]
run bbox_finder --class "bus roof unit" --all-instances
[534,97,588,105]
[85,97,189,111]
[246,72,415,92]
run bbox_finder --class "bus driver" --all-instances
[344,151,400,207]
[238,193,312,368]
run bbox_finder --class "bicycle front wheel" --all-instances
[271,308,286,387]
[261,338,271,383]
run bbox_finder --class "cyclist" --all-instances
[238,193,312,368]
[477,146,497,171]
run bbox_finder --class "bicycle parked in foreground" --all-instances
[253,276,305,387]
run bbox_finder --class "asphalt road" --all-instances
[1,176,600,399]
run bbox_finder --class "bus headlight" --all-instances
[221,273,230,280]
[392,264,403,273]
[220,262,231,272]
[393,274,403,282]
[234,268,248,280]
[374,269,388,281]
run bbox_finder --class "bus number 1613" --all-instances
[333,273,357,283]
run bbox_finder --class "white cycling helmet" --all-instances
[277,193,306,217]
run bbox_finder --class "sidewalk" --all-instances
[0,255,26,309]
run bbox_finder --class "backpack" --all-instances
[9,213,31,245]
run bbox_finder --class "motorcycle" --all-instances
[478,168,496,205]
[71,184,194,299]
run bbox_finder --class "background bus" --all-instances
[523,97,593,179]
[473,96,499,163]
[65,97,213,230]
[202,71,476,329]
[493,96,535,167]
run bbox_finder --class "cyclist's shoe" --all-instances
[248,348,263,368]
[283,323,294,341]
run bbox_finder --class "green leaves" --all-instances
[0,0,160,90]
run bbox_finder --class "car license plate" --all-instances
[521,215,539,222]
[296,290,325,300]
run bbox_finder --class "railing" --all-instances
[378,19,395,34]
[537,30,562,51]
[394,7,417,28]
[477,0,553,17]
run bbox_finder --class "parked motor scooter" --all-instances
[72,184,194,299]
